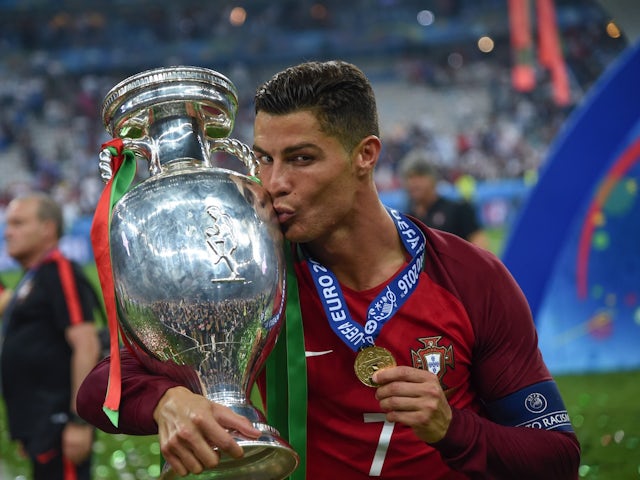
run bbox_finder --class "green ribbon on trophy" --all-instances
[266,241,308,480]
[90,138,137,428]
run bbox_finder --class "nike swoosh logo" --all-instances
[305,350,334,357]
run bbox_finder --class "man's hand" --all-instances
[62,423,93,464]
[373,366,452,444]
[153,386,262,476]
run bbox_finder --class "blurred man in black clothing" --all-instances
[1,193,101,480]
[401,151,488,249]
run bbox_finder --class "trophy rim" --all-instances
[101,65,239,135]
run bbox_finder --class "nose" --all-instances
[260,160,291,198]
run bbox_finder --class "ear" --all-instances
[41,218,59,241]
[353,135,382,177]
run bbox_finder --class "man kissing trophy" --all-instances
[91,66,299,480]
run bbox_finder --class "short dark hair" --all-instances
[399,149,439,180]
[254,60,380,153]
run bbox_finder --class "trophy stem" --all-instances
[148,114,210,168]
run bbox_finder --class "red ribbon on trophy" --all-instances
[90,138,137,427]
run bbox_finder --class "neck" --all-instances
[21,244,57,270]
[304,203,406,291]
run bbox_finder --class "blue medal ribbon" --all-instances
[307,207,425,351]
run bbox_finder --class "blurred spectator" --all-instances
[400,149,489,248]
[1,193,101,480]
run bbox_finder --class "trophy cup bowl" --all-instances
[100,67,298,480]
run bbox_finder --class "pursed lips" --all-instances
[273,206,295,224]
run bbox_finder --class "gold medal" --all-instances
[354,345,397,387]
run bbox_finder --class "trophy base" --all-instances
[159,426,299,480]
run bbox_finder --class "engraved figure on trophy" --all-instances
[205,204,244,282]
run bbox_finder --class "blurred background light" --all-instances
[606,20,622,38]
[477,35,495,53]
[417,9,435,27]
[229,6,247,27]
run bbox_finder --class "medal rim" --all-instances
[354,345,397,387]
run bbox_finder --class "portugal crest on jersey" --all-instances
[411,336,454,388]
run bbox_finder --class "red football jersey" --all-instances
[297,256,475,478]
[263,224,569,479]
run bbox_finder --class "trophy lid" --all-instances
[102,66,239,140]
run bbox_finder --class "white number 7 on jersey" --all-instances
[364,413,396,476]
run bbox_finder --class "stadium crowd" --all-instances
[0,0,627,230]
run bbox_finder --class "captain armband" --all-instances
[484,380,574,432]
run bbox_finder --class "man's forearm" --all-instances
[77,349,185,435]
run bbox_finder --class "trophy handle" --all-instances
[98,146,115,183]
[98,137,155,183]
[210,137,260,178]
[99,137,259,183]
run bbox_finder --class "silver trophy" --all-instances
[99,66,298,480]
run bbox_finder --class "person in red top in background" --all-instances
[77,60,580,479]
[1,193,102,480]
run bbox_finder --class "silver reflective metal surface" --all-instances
[101,66,298,480]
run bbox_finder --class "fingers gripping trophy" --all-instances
[94,67,299,480]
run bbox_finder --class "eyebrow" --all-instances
[253,142,320,156]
